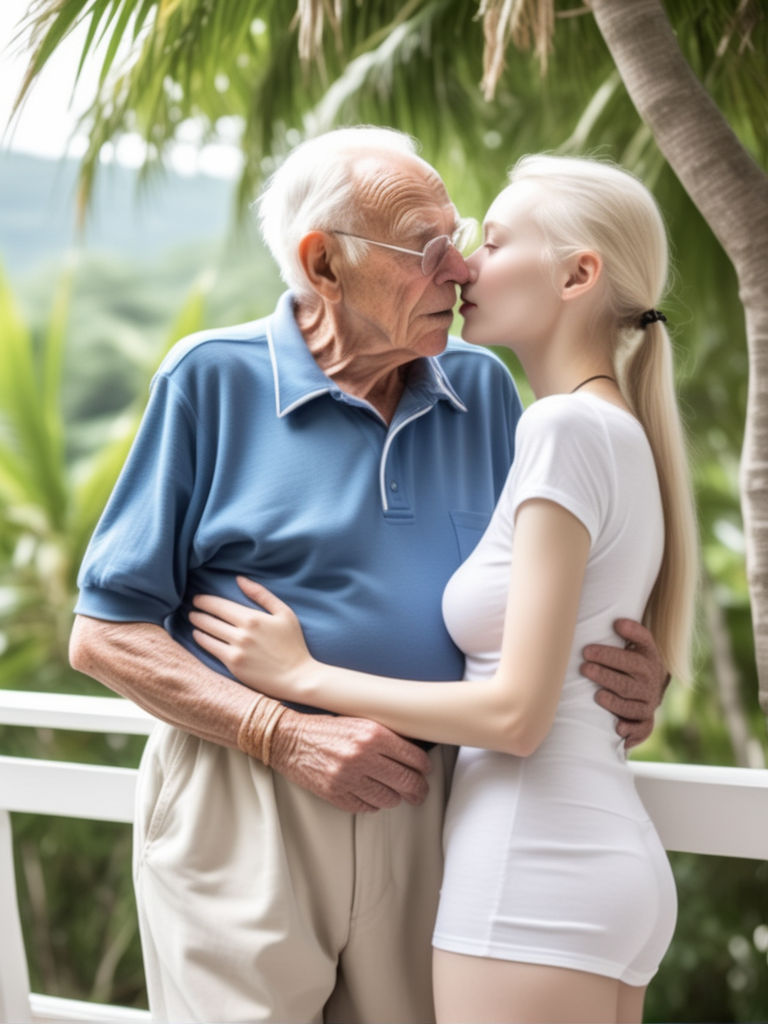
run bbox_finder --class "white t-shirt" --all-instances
[443,390,664,739]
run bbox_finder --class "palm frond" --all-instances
[478,0,555,97]
[0,266,69,522]
[10,0,766,221]
[12,0,94,118]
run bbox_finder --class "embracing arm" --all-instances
[191,499,591,757]
[69,615,431,813]
[583,619,669,748]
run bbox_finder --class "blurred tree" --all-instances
[0,265,212,1007]
[0,262,210,691]
[578,0,768,721]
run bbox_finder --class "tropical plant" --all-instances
[11,0,768,707]
[0,258,216,1007]
[0,260,210,691]
[12,3,765,206]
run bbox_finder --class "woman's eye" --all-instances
[483,242,498,252]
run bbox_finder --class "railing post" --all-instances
[0,808,33,1023]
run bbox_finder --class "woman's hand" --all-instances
[189,576,313,699]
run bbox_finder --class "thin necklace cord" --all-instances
[570,374,617,394]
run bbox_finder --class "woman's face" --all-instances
[460,181,563,351]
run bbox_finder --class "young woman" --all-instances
[188,155,698,1024]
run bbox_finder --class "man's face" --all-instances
[334,154,471,362]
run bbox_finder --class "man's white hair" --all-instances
[257,126,422,298]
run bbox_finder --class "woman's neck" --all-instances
[518,325,615,400]
[523,360,617,400]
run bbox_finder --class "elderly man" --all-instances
[70,126,665,1024]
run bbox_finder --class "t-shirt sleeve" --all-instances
[74,372,206,624]
[505,397,611,543]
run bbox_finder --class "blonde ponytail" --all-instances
[618,319,698,682]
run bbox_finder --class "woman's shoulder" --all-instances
[519,392,641,437]
[516,393,608,439]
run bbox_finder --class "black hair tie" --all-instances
[640,309,667,329]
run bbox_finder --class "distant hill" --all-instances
[0,150,249,274]
[0,149,285,444]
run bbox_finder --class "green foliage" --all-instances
[11,813,145,1007]
[0,259,196,688]
[0,261,212,1008]
[648,853,768,1023]
[0,224,285,1007]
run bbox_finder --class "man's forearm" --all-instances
[69,614,431,811]
[69,614,282,755]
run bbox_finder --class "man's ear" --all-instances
[298,231,342,301]
[561,251,602,302]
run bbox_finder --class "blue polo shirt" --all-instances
[75,291,522,689]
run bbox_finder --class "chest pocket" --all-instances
[449,509,491,562]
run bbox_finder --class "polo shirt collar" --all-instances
[408,353,468,413]
[267,291,467,418]
[267,292,337,417]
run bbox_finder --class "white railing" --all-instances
[1,689,768,1023]
[0,692,154,1024]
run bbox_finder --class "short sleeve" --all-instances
[75,372,207,623]
[505,396,611,543]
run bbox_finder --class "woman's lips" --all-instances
[459,300,476,316]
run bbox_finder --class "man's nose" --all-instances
[435,244,471,285]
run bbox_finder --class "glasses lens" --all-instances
[421,236,451,275]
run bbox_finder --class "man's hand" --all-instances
[269,708,432,814]
[581,618,669,749]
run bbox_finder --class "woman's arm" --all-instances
[190,498,591,757]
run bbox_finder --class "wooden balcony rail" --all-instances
[1,689,767,1023]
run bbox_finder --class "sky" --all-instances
[0,0,94,161]
[0,0,240,177]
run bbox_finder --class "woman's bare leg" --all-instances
[433,949,620,1024]
[617,982,646,1024]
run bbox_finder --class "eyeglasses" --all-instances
[330,219,477,276]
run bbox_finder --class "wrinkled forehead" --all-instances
[350,152,457,238]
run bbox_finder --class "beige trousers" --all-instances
[133,723,456,1023]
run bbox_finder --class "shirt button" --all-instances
[390,481,399,492]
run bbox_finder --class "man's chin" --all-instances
[421,329,452,356]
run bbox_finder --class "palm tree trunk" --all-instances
[704,575,765,768]
[587,0,768,713]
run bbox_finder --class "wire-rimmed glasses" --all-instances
[330,218,477,276]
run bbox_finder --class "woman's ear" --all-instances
[561,251,602,302]
[298,231,342,301]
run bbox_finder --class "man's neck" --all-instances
[295,298,411,425]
